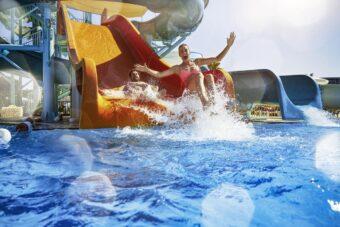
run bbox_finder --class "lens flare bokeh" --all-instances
[0,69,42,119]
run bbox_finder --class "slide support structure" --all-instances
[41,3,56,122]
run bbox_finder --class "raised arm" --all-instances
[134,64,178,79]
[195,32,236,66]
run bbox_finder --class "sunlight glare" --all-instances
[275,0,328,27]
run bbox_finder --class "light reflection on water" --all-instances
[202,183,254,227]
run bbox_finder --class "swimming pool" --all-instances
[0,117,339,226]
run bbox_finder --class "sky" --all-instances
[185,0,340,77]
[0,0,339,77]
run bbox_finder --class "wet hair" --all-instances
[178,43,188,51]
[129,70,139,82]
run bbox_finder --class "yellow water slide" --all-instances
[59,1,235,129]
[60,0,148,17]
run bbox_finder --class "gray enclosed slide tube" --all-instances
[122,0,208,40]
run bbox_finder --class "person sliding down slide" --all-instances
[134,32,236,107]
[123,70,166,99]
[100,70,165,100]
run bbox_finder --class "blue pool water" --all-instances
[0,120,339,226]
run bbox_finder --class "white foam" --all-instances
[315,132,340,182]
[127,86,173,124]
[120,126,152,136]
[127,86,255,142]
[0,128,11,145]
[201,183,254,227]
[174,87,254,141]
[299,106,339,127]
[327,200,340,212]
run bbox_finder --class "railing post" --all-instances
[70,68,80,121]
[19,19,22,45]
[84,12,92,24]
[10,8,15,44]
[18,74,23,106]
[41,3,56,122]
[10,74,15,105]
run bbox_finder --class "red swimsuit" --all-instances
[178,65,201,87]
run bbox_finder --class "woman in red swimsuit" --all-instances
[134,32,236,107]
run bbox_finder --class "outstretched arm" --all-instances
[195,32,236,66]
[134,64,178,78]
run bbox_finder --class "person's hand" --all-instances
[134,63,148,73]
[227,32,236,47]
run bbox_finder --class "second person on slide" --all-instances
[134,32,236,107]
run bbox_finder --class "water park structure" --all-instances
[0,2,339,226]
[0,0,339,129]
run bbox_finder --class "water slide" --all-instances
[230,69,304,120]
[320,77,340,110]
[121,0,207,40]
[0,50,71,84]
[60,0,208,57]
[280,75,322,109]
[59,3,234,129]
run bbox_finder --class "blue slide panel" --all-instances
[230,69,304,120]
[280,75,323,109]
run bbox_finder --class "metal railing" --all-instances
[0,3,43,47]
[20,29,42,46]
[151,32,191,57]
[18,4,39,20]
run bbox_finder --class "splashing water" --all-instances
[164,90,254,141]
[315,132,340,182]
[327,200,340,212]
[298,106,339,127]
[128,85,255,141]
[119,126,153,137]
